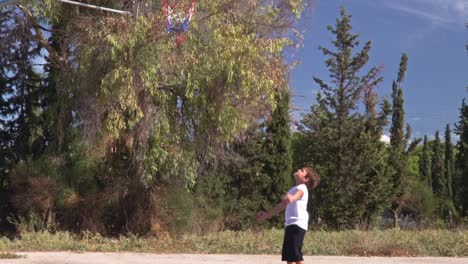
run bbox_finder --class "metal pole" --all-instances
[0,0,19,8]
[59,0,132,16]
[1,1,133,16]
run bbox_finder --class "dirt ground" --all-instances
[0,253,467,264]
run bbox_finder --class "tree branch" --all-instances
[16,4,67,69]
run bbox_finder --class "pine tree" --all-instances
[0,6,48,231]
[300,7,391,228]
[431,131,445,196]
[454,99,468,216]
[0,75,12,186]
[0,7,46,168]
[0,7,15,184]
[444,124,454,200]
[419,135,432,187]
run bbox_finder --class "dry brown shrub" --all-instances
[12,176,58,223]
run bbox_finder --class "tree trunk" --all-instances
[393,209,399,229]
[447,210,453,229]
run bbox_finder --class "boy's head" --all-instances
[295,166,319,190]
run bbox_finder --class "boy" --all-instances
[257,167,319,264]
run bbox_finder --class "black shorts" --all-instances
[281,224,306,262]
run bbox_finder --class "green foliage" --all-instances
[406,154,420,178]
[155,184,195,237]
[436,198,459,221]
[7,214,57,234]
[410,181,437,220]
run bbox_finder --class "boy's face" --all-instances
[293,168,309,185]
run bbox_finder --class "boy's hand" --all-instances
[282,192,293,203]
[256,211,269,221]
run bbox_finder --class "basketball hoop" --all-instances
[162,0,196,46]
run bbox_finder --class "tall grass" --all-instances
[182,229,468,256]
[0,229,466,256]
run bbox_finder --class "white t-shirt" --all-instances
[285,184,309,230]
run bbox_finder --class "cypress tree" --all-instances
[419,135,432,187]
[431,131,445,196]
[444,124,454,200]
[262,91,293,203]
[389,53,409,194]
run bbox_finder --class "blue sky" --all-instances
[290,0,467,141]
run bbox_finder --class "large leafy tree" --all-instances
[5,0,309,234]
[299,7,391,229]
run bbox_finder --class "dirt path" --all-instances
[0,252,467,264]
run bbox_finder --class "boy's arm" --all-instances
[260,199,287,220]
[285,189,304,204]
[257,189,304,221]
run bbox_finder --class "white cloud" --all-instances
[382,0,467,28]
[380,134,391,145]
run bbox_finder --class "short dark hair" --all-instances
[303,167,319,190]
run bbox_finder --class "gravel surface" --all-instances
[0,253,467,264]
